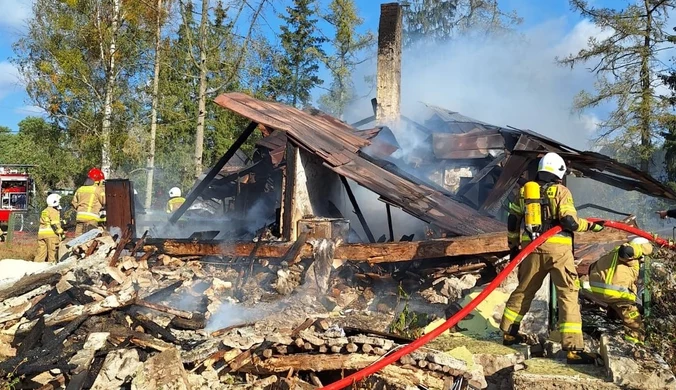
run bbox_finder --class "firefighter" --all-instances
[166,187,186,213]
[71,168,106,235]
[35,193,64,263]
[588,237,652,344]
[501,152,605,364]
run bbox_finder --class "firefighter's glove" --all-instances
[509,246,520,261]
[0,234,5,243]
[589,222,604,232]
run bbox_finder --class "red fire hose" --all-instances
[320,220,676,390]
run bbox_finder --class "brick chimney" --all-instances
[376,2,403,124]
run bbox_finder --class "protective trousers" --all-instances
[500,243,584,350]
[75,222,97,236]
[35,237,59,263]
[596,296,644,343]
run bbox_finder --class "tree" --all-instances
[268,0,326,108]
[558,0,676,172]
[13,0,150,177]
[145,0,172,209]
[0,118,79,207]
[318,0,375,119]
[402,0,521,47]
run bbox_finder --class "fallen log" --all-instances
[144,229,628,262]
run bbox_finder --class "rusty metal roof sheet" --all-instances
[214,93,504,235]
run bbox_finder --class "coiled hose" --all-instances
[320,220,676,390]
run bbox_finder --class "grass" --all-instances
[0,236,38,261]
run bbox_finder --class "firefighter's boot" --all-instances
[503,333,528,346]
[566,350,599,365]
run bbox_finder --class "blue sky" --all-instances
[0,0,620,137]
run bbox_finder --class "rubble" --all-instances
[600,334,676,389]
[0,231,489,389]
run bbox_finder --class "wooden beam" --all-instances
[480,135,540,213]
[143,229,628,262]
[169,121,259,223]
[386,204,394,242]
[341,176,376,243]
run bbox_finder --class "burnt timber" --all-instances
[143,229,629,262]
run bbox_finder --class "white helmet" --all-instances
[538,152,567,179]
[46,193,61,208]
[169,187,181,198]
[629,237,653,256]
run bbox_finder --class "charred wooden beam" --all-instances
[340,176,376,243]
[143,229,627,262]
[386,204,394,242]
[169,120,259,223]
[0,273,60,301]
[134,299,194,319]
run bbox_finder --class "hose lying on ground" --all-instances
[320,220,676,390]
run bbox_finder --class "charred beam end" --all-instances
[169,120,259,223]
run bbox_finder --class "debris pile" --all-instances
[0,230,490,389]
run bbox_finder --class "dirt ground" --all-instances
[0,234,38,261]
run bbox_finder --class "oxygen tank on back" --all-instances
[523,181,542,237]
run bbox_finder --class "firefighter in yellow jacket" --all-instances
[35,194,64,263]
[166,187,185,213]
[588,237,652,344]
[501,152,604,364]
[72,168,106,235]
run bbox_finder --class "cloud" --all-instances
[0,61,21,99]
[0,0,30,31]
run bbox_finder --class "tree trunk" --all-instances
[194,0,209,179]
[640,0,653,173]
[101,0,120,179]
[145,0,163,209]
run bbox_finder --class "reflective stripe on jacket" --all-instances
[166,197,186,213]
[589,248,639,301]
[38,207,62,239]
[508,183,591,247]
[72,184,105,222]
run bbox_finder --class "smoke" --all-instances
[205,301,261,331]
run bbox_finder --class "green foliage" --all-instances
[558,0,675,172]
[318,0,375,118]
[12,0,152,175]
[267,0,326,108]
[403,0,521,47]
[0,117,79,209]
[388,284,428,338]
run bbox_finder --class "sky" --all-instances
[0,0,634,145]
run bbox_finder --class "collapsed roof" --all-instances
[214,93,504,236]
[201,92,674,237]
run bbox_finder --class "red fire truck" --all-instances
[0,165,34,230]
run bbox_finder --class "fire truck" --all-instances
[0,165,35,231]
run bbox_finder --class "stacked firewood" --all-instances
[0,230,482,390]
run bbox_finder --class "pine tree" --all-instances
[558,0,675,172]
[318,0,375,119]
[402,0,521,47]
[268,0,326,108]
